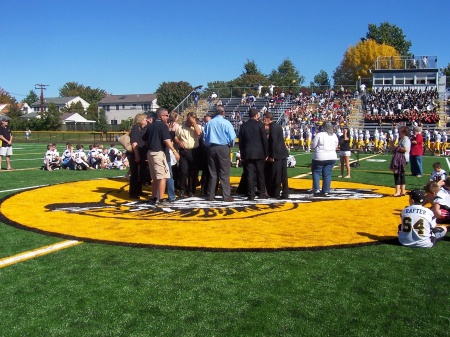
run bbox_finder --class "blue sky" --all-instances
[2,0,449,100]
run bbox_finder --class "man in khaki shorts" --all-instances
[142,108,180,206]
[0,117,13,171]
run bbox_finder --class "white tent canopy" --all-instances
[62,113,95,124]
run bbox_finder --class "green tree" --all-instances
[59,81,84,97]
[86,102,99,121]
[156,81,193,111]
[268,58,305,88]
[22,90,39,107]
[61,101,85,114]
[230,75,268,97]
[333,39,400,85]
[6,98,25,130]
[364,22,412,56]
[82,86,107,104]
[243,59,263,76]
[206,81,232,98]
[59,82,106,104]
[95,108,109,133]
[229,60,270,97]
[120,117,133,132]
[41,102,62,130]
[442,63,450,76]
[0,87,15,104]
[312,70,331,88]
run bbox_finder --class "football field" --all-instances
[0,142,449,336]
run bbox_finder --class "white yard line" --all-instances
[0,240,82,268]
[0,184,49,194]
[292,153,381,179]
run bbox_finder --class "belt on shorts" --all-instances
[210,144,229,147]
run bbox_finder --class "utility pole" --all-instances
[35,84,48,113]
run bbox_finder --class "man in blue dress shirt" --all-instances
[203,105,236,201]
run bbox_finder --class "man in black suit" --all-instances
[239,108,269,200]
[264,112,289,199]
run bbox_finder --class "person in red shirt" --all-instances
[410,126,424,177]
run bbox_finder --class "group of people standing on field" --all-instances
[126,105,292,204]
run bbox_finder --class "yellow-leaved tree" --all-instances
[333,39,400,85]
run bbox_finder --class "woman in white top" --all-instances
[311,122,338,195]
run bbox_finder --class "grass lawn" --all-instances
[0,142,449,336]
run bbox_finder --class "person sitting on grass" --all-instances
[235,150,241,168]
[88,143,102,169]
[61,143,75,170]
[398,189,448,248]
[429,162,447,187]
[100,147,111,169]
[108,143,120,163]
[74,144,93,170]
[110,153,126,170]
[43,143,61,171]
[424,180,450,224]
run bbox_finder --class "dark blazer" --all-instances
[268,122,289,160]
[239,119,268,160]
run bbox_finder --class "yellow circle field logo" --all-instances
[0,177,404,250]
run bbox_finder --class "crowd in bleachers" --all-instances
[363,88,440,124]
[288,93,354,123]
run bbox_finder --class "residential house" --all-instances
[97,94,158,126]
[31,96,90,112]
[0,102,32,116]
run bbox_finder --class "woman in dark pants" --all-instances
[127,113,148,199]
[390,126,410,197]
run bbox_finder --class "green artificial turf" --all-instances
[0,143,449,336]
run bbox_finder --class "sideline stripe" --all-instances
[0,184,48,194]
[0,240,82,268]
[0,167,41,173]
[446,157,450,172]
[292,154,381,179]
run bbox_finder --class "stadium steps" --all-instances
[437,99,447,129]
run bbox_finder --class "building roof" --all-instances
[31,96,79,107]
[20,112,40,119]
[98,94,157,104]
[0,104,8,114]
[0,102,31,114]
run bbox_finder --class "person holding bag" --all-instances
[390,126,411,197]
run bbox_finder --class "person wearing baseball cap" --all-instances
[0,117,13,170]
[398,188,448,248]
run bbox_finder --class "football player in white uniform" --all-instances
[74,144,93,170]
[425,180,450,225]
[43,143,61,171]
[61,143,75,170]
[399,189,447,248]
[442,131,448,155]
[424,129,431,153]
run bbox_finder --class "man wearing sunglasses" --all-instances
[142,108,180,206]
